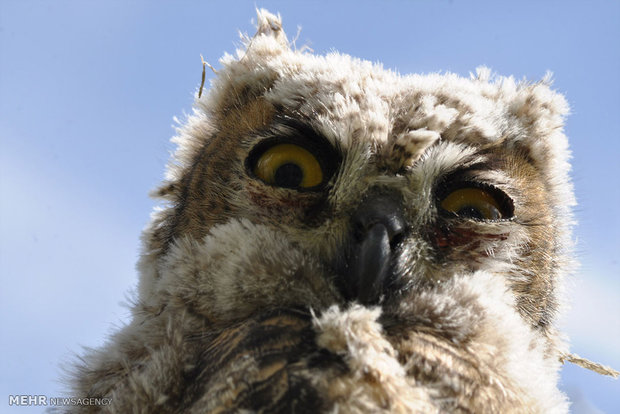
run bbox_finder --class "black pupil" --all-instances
[457,206,485,220]
[274,163,304,188]
[456,205,501,220]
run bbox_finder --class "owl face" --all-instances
[66,10,576,413]
[138,10,572,357]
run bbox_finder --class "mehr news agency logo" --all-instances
[8,395,112,407]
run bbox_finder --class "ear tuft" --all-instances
[254,9,288,47]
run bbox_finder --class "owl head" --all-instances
[132,9,574,412]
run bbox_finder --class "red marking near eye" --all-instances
[432,226,508,249]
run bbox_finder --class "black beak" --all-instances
[340,192,406,305]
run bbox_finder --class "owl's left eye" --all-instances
[247,139,338,190]
[439,185,514,220]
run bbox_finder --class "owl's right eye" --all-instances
[253,143,323,189]
[246,138,339,190]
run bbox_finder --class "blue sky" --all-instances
[1,1,618,412]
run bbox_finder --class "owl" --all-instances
[67,10,580,413]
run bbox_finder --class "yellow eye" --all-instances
[253,143,324,189]
[440,187,511,220]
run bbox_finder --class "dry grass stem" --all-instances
[560,352,619,378]
[198,55,216,99]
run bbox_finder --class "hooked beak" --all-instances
[339,192,406,305]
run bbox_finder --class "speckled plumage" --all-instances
[66,10,576,413]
